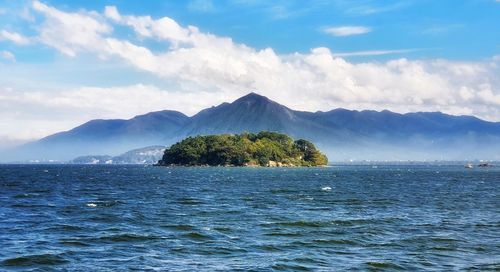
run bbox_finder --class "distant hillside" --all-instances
[8,111,187,162]
[71,146,165,164]
[5,92,500,162]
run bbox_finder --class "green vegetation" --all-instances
[157,131,328,167]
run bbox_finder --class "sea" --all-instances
[0,164,498,271]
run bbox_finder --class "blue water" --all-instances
[0,165,498,271]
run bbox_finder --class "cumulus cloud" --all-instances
[323,26,371,36]
[0,1,499,143]
[32,0,111,56]
[0,30,31,45]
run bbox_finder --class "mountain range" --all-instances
[4,92,500,162]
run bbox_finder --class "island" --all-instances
[156,131,328,167]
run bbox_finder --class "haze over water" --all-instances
[1,165,498,271]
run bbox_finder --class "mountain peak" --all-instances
[233,92,270,104]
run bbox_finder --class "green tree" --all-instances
[157,132,328,167]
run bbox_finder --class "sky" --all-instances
[0,0,499,148]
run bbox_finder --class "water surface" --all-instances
[0,165,498,271]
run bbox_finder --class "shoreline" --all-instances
[153,163,328,168]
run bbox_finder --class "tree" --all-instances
[157,132,328,166]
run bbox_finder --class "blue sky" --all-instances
[2,0,499,61]
[0,0,499,145]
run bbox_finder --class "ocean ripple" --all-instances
[0,165,498,271]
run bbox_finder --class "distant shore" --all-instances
[153,162,329,168]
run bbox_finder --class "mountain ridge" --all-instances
[3,92,500,162]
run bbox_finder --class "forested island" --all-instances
[156,132,328,167]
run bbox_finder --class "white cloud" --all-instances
[24,4,500,115]
[0,51,15,61]
[0,84,225,118]
[104,6,195,46]
[0,30,31,45]
[323,26,371,36]
[104,6,121,21]
[343,2,413,15]
[0,1,498,143]
[332,49,423,57]
[0,84,232,141]
[32,0,111,57]
[422,24,464,35]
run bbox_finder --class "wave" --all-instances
[2,253,68,266]
[48,224,84,232]
[59,238,90,247]
[176,198,203,205]
[312,239,359,246]
[263,232,303,237]
[365,261,405,270]
[161,224,195,231]
[182,232,212,240]
[271,263,313,271]
[260,220,328,228]
[97,233,162,242]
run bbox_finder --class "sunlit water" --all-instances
[0,165,498,271]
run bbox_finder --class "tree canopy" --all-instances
[157,131,328,167]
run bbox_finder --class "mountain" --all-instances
[182,93,353,143]
[4,92,500,162]
[7,110,187,162]
[70,146,165,164]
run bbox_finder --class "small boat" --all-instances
[464,163,473,169]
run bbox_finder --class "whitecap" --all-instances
[86,203,97,208]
